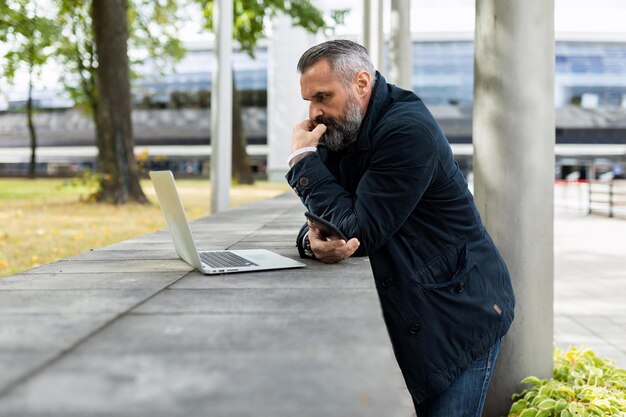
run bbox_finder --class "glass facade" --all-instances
[556,42,626,106]
[411,41,474,106]
[130,40,626,110]
[133,48,268,108]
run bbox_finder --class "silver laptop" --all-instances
[149,170,305,275]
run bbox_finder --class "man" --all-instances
[286,39,515,416]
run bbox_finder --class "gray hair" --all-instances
[297,40,376,88]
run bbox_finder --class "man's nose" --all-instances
[309,103,322,120]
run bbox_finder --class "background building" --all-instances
[1,34,625,179]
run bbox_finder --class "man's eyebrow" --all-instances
[303,91,332,101]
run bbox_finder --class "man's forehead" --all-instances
[300,60,342,97]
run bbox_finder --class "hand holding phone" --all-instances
[304,212,347,240]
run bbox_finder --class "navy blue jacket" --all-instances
[286,73,515,405]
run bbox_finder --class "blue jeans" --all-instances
[415,338,502,417]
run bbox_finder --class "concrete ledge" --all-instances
[0,193,412,417]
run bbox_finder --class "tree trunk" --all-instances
[27,63,38,179]
[92,0,147,204]
[231,70,254,185]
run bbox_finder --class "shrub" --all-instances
[64,169,105,202]
[508,347,626,417]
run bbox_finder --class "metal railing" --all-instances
[588,179,626,218]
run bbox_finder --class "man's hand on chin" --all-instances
[291,119,327,152]
[307,221,360,264]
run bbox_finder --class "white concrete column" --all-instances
[389,0,412,89]
[210,0,232,213]
[473,1,555,415]
[362,0,370,47]
[363,0,384,71]
[266,15,319,182]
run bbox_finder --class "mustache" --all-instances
[314,115,338,127]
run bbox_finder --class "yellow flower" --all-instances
[0,260,8,270]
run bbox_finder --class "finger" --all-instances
[327,238,359,261]
[346,238,360,254]
[307,224,324,241]
[292,120,310,136]
[307,220,320,234]
[332,240,357,258]
[296,119,316,132]
[310,123,327,139]
[313,238,359,264]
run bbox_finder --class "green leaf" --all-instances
[567,402,584,414]
[556,387,576,400]
[193,0,349,55]
[531,395,549,407]
[538,384,553,397]
[537,398,556,410]
[522,376,544,386]
[519,409,538,417]
[555,399,568,412]
[510,399,529,414]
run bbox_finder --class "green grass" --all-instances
[0,178,94,201]
[0,178,290,277]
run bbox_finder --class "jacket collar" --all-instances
[354,71,391,152]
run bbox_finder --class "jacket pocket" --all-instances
[410,240,475,289]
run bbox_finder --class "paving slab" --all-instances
[65,313,391,354]
[24,259,192,274]
[0,351,412,417]
[171,263,375,290]
[1,271,184,290]
[0,313,113,352]
[67,249,179,261]
[0,353,52,393]
[0,289,163,315]
[133,288,382,316]
[226,240,300,250]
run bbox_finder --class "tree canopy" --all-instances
[195,0,348,56]
[0,0,350,202]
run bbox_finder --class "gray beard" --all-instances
[322,99,362,152]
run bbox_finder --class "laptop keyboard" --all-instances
[199,251,259,268]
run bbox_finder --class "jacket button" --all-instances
[381,276,393,288]
[299,177,310,187]
[408,323,422,335]
[455,282,465,294]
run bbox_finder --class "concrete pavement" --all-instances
[554,182,626,367]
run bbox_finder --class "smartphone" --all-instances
[304,212,347,240]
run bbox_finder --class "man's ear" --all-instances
[354,70,371,97]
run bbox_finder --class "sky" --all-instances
[178,0,626,43]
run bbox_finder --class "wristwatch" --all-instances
[303,235,316,259]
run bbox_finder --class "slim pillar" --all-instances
[473,1,555,415]
[363,0,384,71]
[210,0,232,213]
[389,0,412,90]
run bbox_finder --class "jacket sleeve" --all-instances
[286,120,438,256]
[296,222,310,259]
